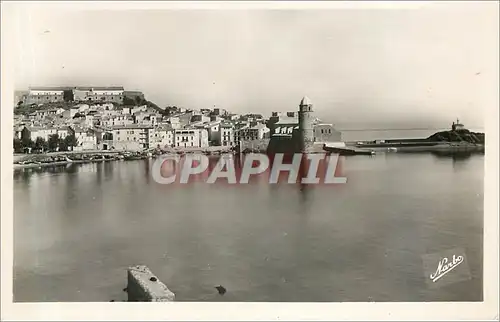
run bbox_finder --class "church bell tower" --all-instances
[298,96,314,152]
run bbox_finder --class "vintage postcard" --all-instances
[1,1,498,320]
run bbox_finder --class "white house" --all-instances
[61,108,80,119]
[56,126,71,140]
[34,108,62,119]
[220,122,235,147]
[133,112,160,126]
[236,124,270,141]
[313,123,342,143]
[102,109,120,117]
[70,127,98,151]
[110,124,154,150]
[101,115,134,127]
[225,114,239,121]
[21,126,57,141]
[166,116,181,129]
[174,128,209,148]
[76,104,90,113]
[150,126,175,149]
[53,108,66,115]
[131,105,148,115]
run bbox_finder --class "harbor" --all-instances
[6,4,493,316]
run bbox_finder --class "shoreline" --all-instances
[13,146,484,171]
[13,148,239,170]
[14,158,122,170]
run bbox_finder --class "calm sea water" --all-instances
[13,134,484,302]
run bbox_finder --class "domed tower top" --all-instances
[300,96,312,106]
[299,96,313,112]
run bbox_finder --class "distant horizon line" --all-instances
[336,127,484,132]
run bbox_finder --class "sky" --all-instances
[7,2,498,128]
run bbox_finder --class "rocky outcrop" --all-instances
[427,129,484,144]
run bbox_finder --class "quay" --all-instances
[347,140,484,154]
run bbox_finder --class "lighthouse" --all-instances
[298,96,314,152]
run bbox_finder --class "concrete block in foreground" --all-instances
[127,265,175,302]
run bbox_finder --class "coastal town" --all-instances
[13,86,344,162]
[13,86,485,169]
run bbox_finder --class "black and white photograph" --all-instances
[1,1,498,320]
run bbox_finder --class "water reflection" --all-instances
[299,184,312,207]
[430,150,479,160]
[430,151,484,171]
[143,160,152,184]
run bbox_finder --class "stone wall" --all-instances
[127,265,175,302]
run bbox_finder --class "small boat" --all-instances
[65,156,74,163]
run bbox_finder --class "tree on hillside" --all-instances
[64,134,78,150]
[21,136,34,149]
[48,134,60,151]
[145,100,159,109]
[123,96,135,106]
[13,138,23,153]
[34,137,48,153]
[58,138,68,152]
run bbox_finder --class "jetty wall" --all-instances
[127,265,175,302]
